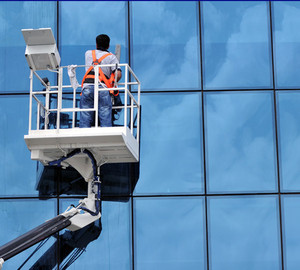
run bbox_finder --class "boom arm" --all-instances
[0,149,102,269]
[0,214,73,263]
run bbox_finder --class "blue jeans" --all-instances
[80,85,112,127]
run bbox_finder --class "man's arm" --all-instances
[111,54,122,82]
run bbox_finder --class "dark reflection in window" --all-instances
[131,1,201,90]
[208,195,281,270]
[134,197,206,269]
[201,1,272,89]
[134,93,204,195]
[272,2,300,88]
[0,199,56,269]
[0,1,57,92]
[276,91,300,191]
[0,96,40,196]
[281,195,300,270]
[204,91,277,193]
[58,199,132,269]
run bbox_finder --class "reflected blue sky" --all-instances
[272,2,300,88]
[208,196,281,270]
[277,91,300,191]
[134,92,204,195]
[201,1,272,89]
[282,195,300,270]
[59,199,132,269]
[134,197,206,270]
[0,96,38,196]
[205,91,277,193]
[0,1,56,92]
[131,1,200,90]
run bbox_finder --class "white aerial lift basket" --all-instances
[22,28,140,181]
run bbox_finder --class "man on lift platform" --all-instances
[80,34,122,128]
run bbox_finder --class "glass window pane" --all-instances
[282,195,300,270]
[276,91,300,191]
[204,91,277,193]
[0,96,45,196]
[60,1,128,85]
[134,197,206,270]
[0,1,57,92]
[201,1,272,90]
[134,93,204,195]
[59,199,132,269]
[272,2,300,88]
[131,1,201,90]
[208,196,281,270]
[0,199,57,269]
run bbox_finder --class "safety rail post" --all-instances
[56,67,63,130]
[129,65,133,134]
[72,72,77,128]
[45,82,50,130]
[37,102,40,130]
[137,82,140,143]
[124,65,128,130]
[28,70,33,132]
[130,94,134,135]
[94,65,99,128]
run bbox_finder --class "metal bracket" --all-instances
[64,197,101,232]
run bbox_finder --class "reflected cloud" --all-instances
[282,195,300,268]
[209,196,280,269]
[132,1,200,90]
[273,2,300,87]
[205,92,277,193]
[0,2,56,92]
[60,1,126,45]
[135,93,203,195]
[202,2,272,89]
[277,92,300,190]
[135,197,206,268]
[0,98,36,196]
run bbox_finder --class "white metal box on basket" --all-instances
[22,28,60,71]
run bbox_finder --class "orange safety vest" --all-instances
[81,50,119,96]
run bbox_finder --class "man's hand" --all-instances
[115,69,122,82]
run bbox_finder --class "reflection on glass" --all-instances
[282,195,300,270]
[134,93,204,195]
[277,91,300,191]
[272,2,300,88]
[205,91,277,193]
[201,1,272,89]
[60,1,128,85]
[59,199,132,269]
[208,196,281,270]
[0,96,41,196]
[134,197,206,270]
[0,199,56,269]
[131,1,200,90]
[0,1,57,92]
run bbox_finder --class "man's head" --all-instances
[96,34,110,50]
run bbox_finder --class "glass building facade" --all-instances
[1,1,300,269]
